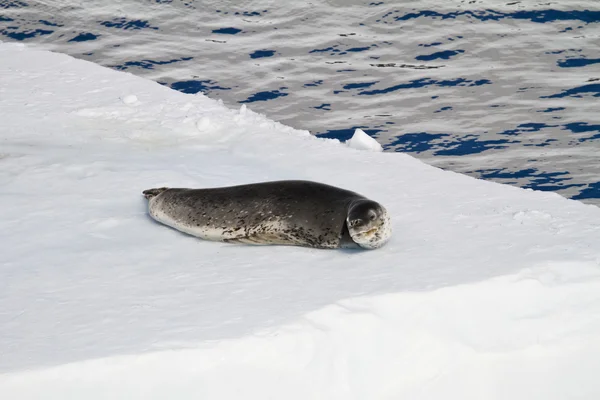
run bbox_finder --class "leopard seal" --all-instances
[142,180,392,250]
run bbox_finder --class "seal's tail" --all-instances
[143,187,169,199]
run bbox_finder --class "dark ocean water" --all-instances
[1,0,599,204]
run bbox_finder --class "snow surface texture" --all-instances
[2,43,600,399]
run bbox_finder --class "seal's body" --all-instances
[143,180,391,250]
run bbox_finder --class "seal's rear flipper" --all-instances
[143,187,169,199]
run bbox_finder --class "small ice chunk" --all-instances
[345,128,383,152]
[121,94,138,105]
[196,117,211,131]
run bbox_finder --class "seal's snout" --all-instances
[143,187,169,200]
[349,219,363,228]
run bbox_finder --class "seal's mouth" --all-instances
[358,227,378,236]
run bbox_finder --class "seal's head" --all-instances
[346,199,392,249]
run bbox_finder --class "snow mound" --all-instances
[121,94,138,105]
[2,263,600,400]
[345,128,383,152]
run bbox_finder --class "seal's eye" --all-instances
[368,210,377,221]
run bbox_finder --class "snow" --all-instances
[2,42,600,399]
[121,94,138,105]
[345,128,383,152]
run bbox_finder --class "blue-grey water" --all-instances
[1,0,599,204]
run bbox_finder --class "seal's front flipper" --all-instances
[223,232,295,246]
[142,187,169,199]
